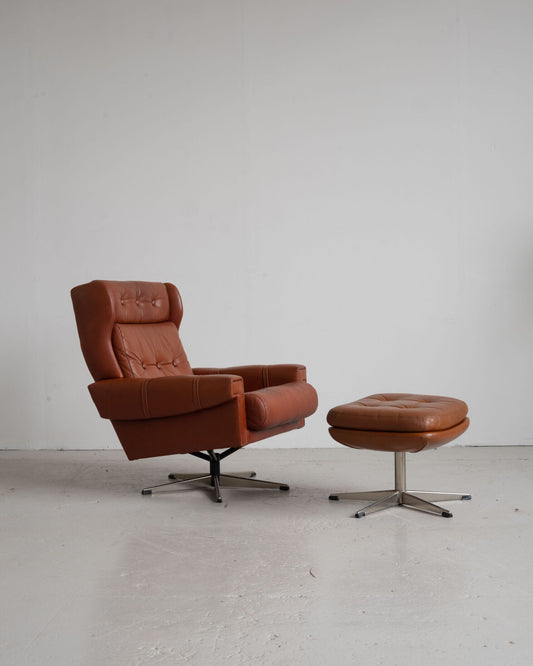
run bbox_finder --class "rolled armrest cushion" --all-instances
[245,381,319,430]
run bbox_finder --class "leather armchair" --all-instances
[71,280,318,502]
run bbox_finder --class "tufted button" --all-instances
[172,359,178,367]
[152,299,156,306]
[141,363,146,369]
[156,362,161,369]
[120,299,125,305]
[135,300,140,306]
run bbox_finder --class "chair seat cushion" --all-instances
[327,393,468,433]
[245,382,318,431]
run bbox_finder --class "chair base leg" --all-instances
[141,449,289,503]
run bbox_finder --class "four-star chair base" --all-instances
[329,451,471,518]
[141,448,289,503]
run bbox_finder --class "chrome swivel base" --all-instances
[141,448,289,503]
[329,451,471,518]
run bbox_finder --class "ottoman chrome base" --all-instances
[329,451,471,518]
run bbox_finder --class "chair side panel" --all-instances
[112,396,248,459]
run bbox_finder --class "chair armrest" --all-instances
[88,374,244,421]
[193,364,307,392]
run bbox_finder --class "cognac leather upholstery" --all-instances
[327,394,469,453]
[72,280,318,460]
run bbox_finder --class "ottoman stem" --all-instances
[394,452,406,492]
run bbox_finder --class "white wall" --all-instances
[2,0,533,450]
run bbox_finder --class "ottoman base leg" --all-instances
[329,452,471,518]
[401,492,454,518]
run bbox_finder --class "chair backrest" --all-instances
[71,280,192,381]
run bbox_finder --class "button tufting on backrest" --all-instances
[112,283,171,324]
[112,321,192,378]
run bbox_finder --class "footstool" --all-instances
[327,394,471,518]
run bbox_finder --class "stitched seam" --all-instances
[255,394,268,428]
[196,377,202,408]
[141,380,150,417]
[114,325,135,377]
[192,377,201,410]
[191,377,197,409]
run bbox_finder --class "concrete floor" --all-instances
[1,446,532,666]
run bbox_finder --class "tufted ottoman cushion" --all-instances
[327,393,469,453]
